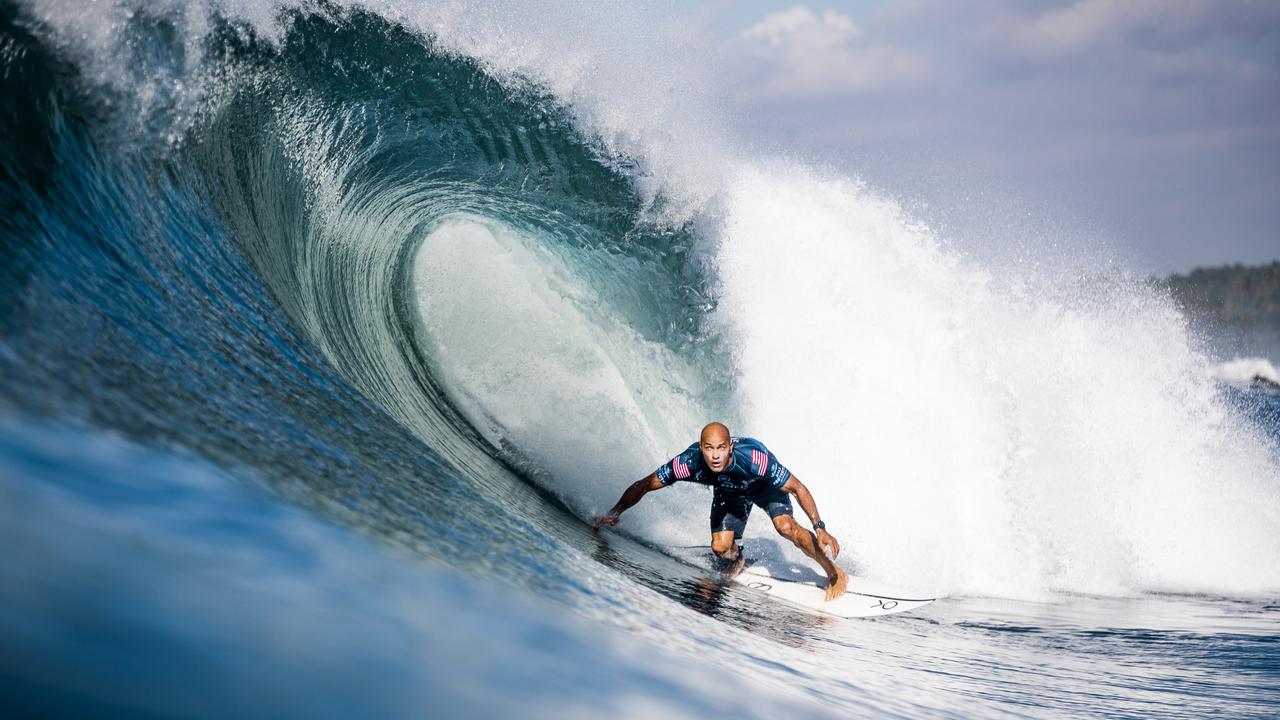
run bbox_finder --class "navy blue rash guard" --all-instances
[654,437,791,496]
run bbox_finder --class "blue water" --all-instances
[2,3,1278,718]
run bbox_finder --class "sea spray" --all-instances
[715,163,1280,598]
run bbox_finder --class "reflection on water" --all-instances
[589,532,832,647]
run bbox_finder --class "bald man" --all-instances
[594,422,848,601]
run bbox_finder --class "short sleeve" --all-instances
[747,442,791,488]
[655,444,699,486]
[766,453,791,488]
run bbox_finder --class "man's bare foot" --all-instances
[724,550,746,580]
[727,548,747,576]
[824,566,848,601]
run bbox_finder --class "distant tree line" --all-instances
[1162,261,1280,327]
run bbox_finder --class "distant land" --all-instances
[1160,260,1280,367]
[1163,261,1280,326]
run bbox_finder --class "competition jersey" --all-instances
[654,436,791,495]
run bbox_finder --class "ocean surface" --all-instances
[2,2,1278,717]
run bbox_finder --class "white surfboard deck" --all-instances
[736,561,935,618]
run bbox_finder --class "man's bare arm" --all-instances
[781,475,841,559]
[593,473,666,530]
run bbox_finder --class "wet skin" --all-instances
[595,422,848,601]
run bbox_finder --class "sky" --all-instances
[673,0,1280,273]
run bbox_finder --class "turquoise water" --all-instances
[2,3,1277,717]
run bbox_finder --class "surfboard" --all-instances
[736,561,935,618]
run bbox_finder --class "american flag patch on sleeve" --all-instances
[751,449,768,475]
[673,456,691,480]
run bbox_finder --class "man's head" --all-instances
[699,422,732,473]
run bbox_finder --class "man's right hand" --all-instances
[816,527,841,559]
[592,513,620,531]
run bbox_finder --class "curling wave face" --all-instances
[2,1,724,527]
[184,9,728,511]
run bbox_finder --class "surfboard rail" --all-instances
[737,564,936,618]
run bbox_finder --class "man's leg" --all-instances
[710,530,744,577]
[759,492,848,600]
[709,489,749,578]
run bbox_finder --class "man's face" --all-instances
[700,431,732,473]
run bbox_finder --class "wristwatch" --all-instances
[813,520,826,531]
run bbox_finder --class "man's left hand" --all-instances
[816,528,841,559]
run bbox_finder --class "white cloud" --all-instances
[733,5,931,98]
[743,5,861,49]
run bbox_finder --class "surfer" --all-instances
[593,422,849,601]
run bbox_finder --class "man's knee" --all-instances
[772,514,799,538]
[711,534,737,556]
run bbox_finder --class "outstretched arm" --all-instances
[593,473,666,530]
[781,475,841,559]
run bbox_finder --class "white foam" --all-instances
[714,163,1280,599]
[1212,357,1280,387]
[24,0,728,213]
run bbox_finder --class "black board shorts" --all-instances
[709,486,793,539]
